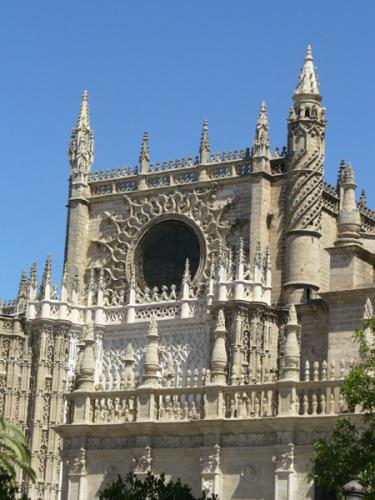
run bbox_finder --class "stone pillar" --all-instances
[272,443,295,500]
[280,304,300,382]
[210,310,228,385]
[141,318,161,387]
[200,445,222,498]
[335,162,362,246]
[66,448,88,500]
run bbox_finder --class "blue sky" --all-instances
[0,1,374,298]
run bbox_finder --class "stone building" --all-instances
[0,45,373,499]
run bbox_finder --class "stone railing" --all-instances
[88,150,289,198]
[64,377,351,426]
[0,299,22,316]
[26,295,209,325]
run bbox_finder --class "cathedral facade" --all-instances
[0,45,373,499]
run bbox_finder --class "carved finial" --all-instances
[199,119,210,164]
[253,101,271,158]
[359,189,368,208]
[72,273,80,293]
[254,241,262,267]
[77,90,90,128]
[61,265,68,288]
[122,343,136,389]
[98,268,105,291]
[263,246,271,271]
[130,266,136,289]
[68,90,94,176]
[17,271,27,301]
[40,255,52,299]
[336,161,361,246]
[142,318,160,386]
[237,237,245,265]
[287,304,298,326]
[77,321,96,390]
[281,304,300,381]
[337,159,346,189]
[43,255,51,284]
[182,258,191,285]
[88,267,95,291]
[139,131,150,174]
[363,297,373,320]
[211,309,228,384]
[295,44,320,96]
[148,317,159,339]
[343,162,355,185]
[29,262,38,288]
[216,309,226,330]
[125,343,135,362]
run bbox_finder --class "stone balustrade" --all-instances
[64,377,351,426]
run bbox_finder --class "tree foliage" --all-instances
[99,471,218,500]
[0,416,35,483]
[0,468,29,500]
[309,317,375,499]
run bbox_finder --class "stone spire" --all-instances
[358,189,368,208]
[336,162,362,246]
[68,90,94,179]
[199,119,210,164]
[77,322,95,391]
[280,304,300,381]
[40,255,52,299]
[210,309,228,384]
[27,263,38,301]
[294,44,320,97]
[17,271,28,301]
[139,131,150,174]
[285,45,326,303]
[253,101,271,159]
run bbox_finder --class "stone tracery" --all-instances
[91,184,234,297]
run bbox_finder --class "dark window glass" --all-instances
[138,220,200,290]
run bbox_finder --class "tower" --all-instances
[65,90,94,287]
[285,45,326,303]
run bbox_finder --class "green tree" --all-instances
[309,317,375,499]
[0,415,35,499]
[99,471,218,500]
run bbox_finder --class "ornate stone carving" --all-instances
[272,443,294,471]
[285,146,324,233]
[240,465,256,482]
[200,444,220,474]
[92,184,233,296]
[69,448,87,475]
[100,322,210,388]
[132,445,152,474]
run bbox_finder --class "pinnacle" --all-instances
[305,44,313,62]
[295,44,320,96]
[359,189,368,208]
[76,89,91,130]
[287,303,298,326]
[139,131,150,164]
[199,119,210,162]
[253,101,270,158]
[343,162,355,184]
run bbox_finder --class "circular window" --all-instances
[137,220,201,290]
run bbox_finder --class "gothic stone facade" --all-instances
[0,45,373,500]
